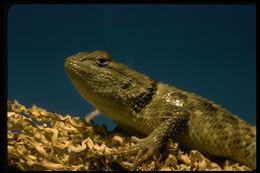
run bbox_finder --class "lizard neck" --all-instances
[131,81,157,114]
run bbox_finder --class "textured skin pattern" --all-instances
[65,51,256,169]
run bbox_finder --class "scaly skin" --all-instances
[65,51,256,169]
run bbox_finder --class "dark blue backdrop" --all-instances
[8,5,256,130]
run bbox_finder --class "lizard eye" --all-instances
[95,55,110,66]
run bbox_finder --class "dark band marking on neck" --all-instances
[132,82,157,114]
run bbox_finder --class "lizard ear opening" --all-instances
[95,55,110,67]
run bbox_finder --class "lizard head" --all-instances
[65,51,155,117]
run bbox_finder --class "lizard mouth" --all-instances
[65,60,89,91]
[65,56,90,78]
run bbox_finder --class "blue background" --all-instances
[8,5,256,130]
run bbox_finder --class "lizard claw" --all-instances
[104,114,189,170]
[112,135,162,170]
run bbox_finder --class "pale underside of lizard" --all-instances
[64,50,256,169]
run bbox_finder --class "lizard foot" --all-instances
[108,113,189,170]
[111,134,162,170]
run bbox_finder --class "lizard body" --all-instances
[65,51,256,169]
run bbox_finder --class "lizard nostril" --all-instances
[79,56,87,61]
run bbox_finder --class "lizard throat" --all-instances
[132,82,157,114]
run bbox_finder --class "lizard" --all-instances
[64,50,256,169]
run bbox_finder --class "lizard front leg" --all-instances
[109,110,190,169]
